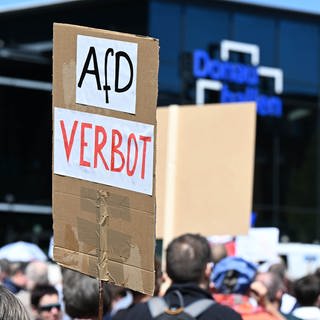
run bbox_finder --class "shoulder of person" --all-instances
[112,308,128,320]
[113,302,152,320]
[202,302,243,320]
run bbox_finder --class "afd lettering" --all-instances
[193,49,282,117]
[76,35,138,114]
[77,47,133,104]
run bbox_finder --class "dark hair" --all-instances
[293,274,320,306]
[314,267,320,279]
[166,233,212,283]
[0,259,10,274]
[0,285,30,320]
[154,256,163,296]
[31,284,59,308]
[63,269,111,318]
[212,256,257,294]
[8,261,27,277]
[220,269,240,294]
[268,262,286,280]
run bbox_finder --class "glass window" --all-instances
[279,20,319,94]
[183,5,230,51]
[149,1,183,93]
[253,94,318,242]
[281,97,317,208]
[233,13,276,66]
[0,212,52,251]
[0,86,51,205]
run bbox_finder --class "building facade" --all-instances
[0,0,319,247]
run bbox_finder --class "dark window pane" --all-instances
[149,1,182,93]
[0,86,51,204]
[279,20,319,94]
[281,96,317,208]
[184,5,230,51]
[233,13,276,66]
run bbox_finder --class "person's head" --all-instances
[31,284,62,320]
[166,233,212,287]
[26,261,49,290]
[210,243,227,264]
[0,284,30,320]
[314,267,320,279]
[0,259,10,282]
[154,256,163,296]
[269,260,295,295]
[8,261,28,289]
[62,269,111,319]
[293,274,320,307]
[254,271,284,307]
[268,262,286,281]
[212,256,257,294]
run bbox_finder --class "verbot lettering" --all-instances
[60,120,151,179]
[54,107,154,195]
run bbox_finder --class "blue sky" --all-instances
[0,0,76,12]
[0,0,319,14]
[228,0,320,15]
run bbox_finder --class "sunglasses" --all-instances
[38,303,61,312]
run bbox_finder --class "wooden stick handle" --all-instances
[98,280,103,320]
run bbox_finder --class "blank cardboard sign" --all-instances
[52,23,159,295]
[156,103,256,245]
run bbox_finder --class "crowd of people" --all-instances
[0,234,320,320]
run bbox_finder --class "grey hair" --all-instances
[26,261,49,289]
[0,285,30,320]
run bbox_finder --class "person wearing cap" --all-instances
[31,284,62,320]
[211,256,286,320]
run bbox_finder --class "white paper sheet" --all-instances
[236,227,279,262]
[54,107,154,195]
[76,35,138,114]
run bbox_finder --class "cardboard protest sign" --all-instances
[52,23,159,295]
[156,103,256,246]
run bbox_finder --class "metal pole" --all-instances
[272,134,280,227]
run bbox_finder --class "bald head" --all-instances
[26,261,48,290]
[255,271,284,303]
[210,243,227,264]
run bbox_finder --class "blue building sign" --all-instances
[193,40,283,117]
